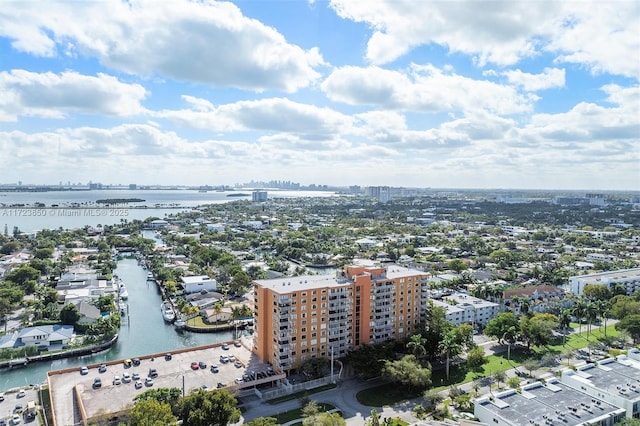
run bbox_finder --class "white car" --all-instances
[16,390,25,398]
[144,377,154,387]
[80,366,89,375]
[122,372,132,383]
[134,380,143,389]
[11,413,21,425]
[113,376,121,385]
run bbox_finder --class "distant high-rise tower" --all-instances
[252,190,268,202]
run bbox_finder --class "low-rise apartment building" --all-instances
[430,292,500,327]
[569,268,640,296]
[252,265,430,373]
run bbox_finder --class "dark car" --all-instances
[132,358,141,366]
[210,364,219,373]
[198,361,207,369]
[148,368,158,378]
[93,377,102,389]
[164,353,172,361]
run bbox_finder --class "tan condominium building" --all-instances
[252,264,430,373]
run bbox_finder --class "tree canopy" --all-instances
[177,389,240,426]
[129,398,177,426]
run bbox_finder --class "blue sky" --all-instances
[0,0,638,190]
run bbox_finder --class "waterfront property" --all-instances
[181,275,217,294]
[253,264,430,373]
[429,292,500,327]
[47,339,275,426]
[0,324,74,350]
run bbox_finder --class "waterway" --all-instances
[0,189,339,233]
[0,257,236,390]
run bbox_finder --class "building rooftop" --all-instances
[254,273,351,294]
[476,379,623,426]
[570,358,640,399]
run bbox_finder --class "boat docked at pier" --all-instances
[161,301,176,323]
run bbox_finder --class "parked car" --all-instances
[122,372,132,383]
[234,361,242,368]
[134,380,143,389]
[219,355,228,363]
[98,364,107,373]
[80,366,89,375]
[221,343,229,350]
[132,358,141,366]
[190,362,199,370]
[164,353,172,361]
[11,414,20,425]
[234,377,243,384]
[93,378,102,389]
[234,340,241,347]
[148,368,158,378]
[132,372,140,380]
[210,364,219,373]
[198,361,207,369]
[217,382,225,388]
[200,384,209,391]
[113,376,121,385]
[16,390,25,398]
[144,377,154,387]
[0,392,5,401]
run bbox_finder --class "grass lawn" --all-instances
[271,403,336,424]
[267,383,337,404]
[357,383,424,407]
[534,324,619,355]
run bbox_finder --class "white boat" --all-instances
[161,301,176,323]
[119,282,128,300]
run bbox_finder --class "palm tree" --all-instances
[559,309,571,345]
[572,299,587,335]
[439,332,462,381]
[585,301,598,339]
[212,301,223,323]
[407,334,427,358]
[493,370,506,390]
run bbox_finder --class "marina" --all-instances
[0,257,235,390]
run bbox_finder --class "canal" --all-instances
[0,257,234,390]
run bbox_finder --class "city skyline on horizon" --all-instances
[0,1,638,190]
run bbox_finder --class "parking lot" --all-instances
[48,338,280,425]
[0,386,41,426]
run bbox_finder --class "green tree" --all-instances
[406,334,427,357]
[493,370,506,390]
[348,342,395,379]
[447,259,468,273]
[615,315,640,343]
[134,387,182,409]
[59,303,80,325]
[229,270,251,296]
[129,398,177,426]
[301,400,320,419]
[439,331,462,381]
[582,284,612,301]
[519,313,557,348]
[178,389,240,426]
[466,346,487,373]
[4,265,40,294]
[484,312,519,343]
[383,354,432,391]
[507,376,520,389]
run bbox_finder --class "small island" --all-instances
[95,198,145,204]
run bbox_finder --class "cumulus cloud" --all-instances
[329,0,639,79]
[501,68,566,91]
[0,0,324,91]
[322,64,534,114]
[156,96,353,139]
[0,70,147,121]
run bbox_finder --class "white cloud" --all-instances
[322,64,534,114]
[0,70,147,121]
[0,0,324,92]
[502,68,566,91]
[156,97,353,139]
[329,0,558,66]
[329,0,639,79]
